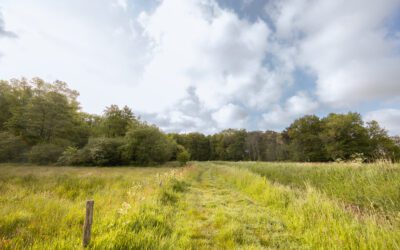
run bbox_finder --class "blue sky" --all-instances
[0,0,400,135]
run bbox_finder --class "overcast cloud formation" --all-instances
[0,0,399,134]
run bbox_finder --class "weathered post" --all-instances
[82,200,94,248]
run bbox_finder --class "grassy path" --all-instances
[176,163,400,249]
[176,165,299,249]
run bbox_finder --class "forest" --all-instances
[1,77,399,166]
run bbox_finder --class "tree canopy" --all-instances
[0,77,399,165]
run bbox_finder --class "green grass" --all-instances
[227,162,400,214]
[1,162,400,249]
[0,165,186,249]
[205,162,400,249]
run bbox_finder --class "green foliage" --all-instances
[210,129,247,161]
[124,125,175,165]
[86,138,126,166]
[177,148,190,166]
[27,143,65,165]
[366,120,400,161]
[286,115,327,161]
[58,138,126,166]
[0,132,29,162]
[0,81,15,130]
[172,133,210,160]
[80,113,103,137]
[244,130,288,161]
[5,78,88,147]
[100,105,138,138]
[1,77,399,165]
[223,129,247,161]
[57,146,82,166]
[321,112,370,161]
[283,112,400,162]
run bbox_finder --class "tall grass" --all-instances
[0,165,192,249]
[207,163,400,249]
[227,162,400,214]
[1,163,400,249]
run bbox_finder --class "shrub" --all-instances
[177,149,190,166]
[57,138,126,166]
[28,143,64,165]
[57,147,84,166]
[85,137,125,166]
[0,132,30,162]
[124,125,175,165]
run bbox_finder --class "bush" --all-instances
[57,147,87,166]
[177,149,190,166]
[0,132,30,162]
[57,138,126,166]
[124,125,175,165]
[86,138,125,166]
[28,143,64,165]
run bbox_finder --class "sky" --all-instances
[0,0,400,135]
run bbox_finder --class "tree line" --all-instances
[0,78,399,166]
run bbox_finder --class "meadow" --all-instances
[1,162,400,249]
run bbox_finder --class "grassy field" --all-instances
[229,161,400,214]
[1,162,400,249]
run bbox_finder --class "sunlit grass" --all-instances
[205,162,400,249]
[1,162,400,249]
[0,165,185,249]
[227,161,400,214]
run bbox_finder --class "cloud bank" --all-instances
[267,0,400,106]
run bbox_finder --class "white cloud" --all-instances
[129,0,306,132]
[131,0,281,113]
[365,109,400,136]
[261,92,318,130]
[267,0,400,106]
[286,92,319,115]
[212,103,248,129]
[261,106,289,129]
[112,0,128,11]
[140,86,218,134]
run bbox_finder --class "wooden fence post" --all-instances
[82,200,94,248]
